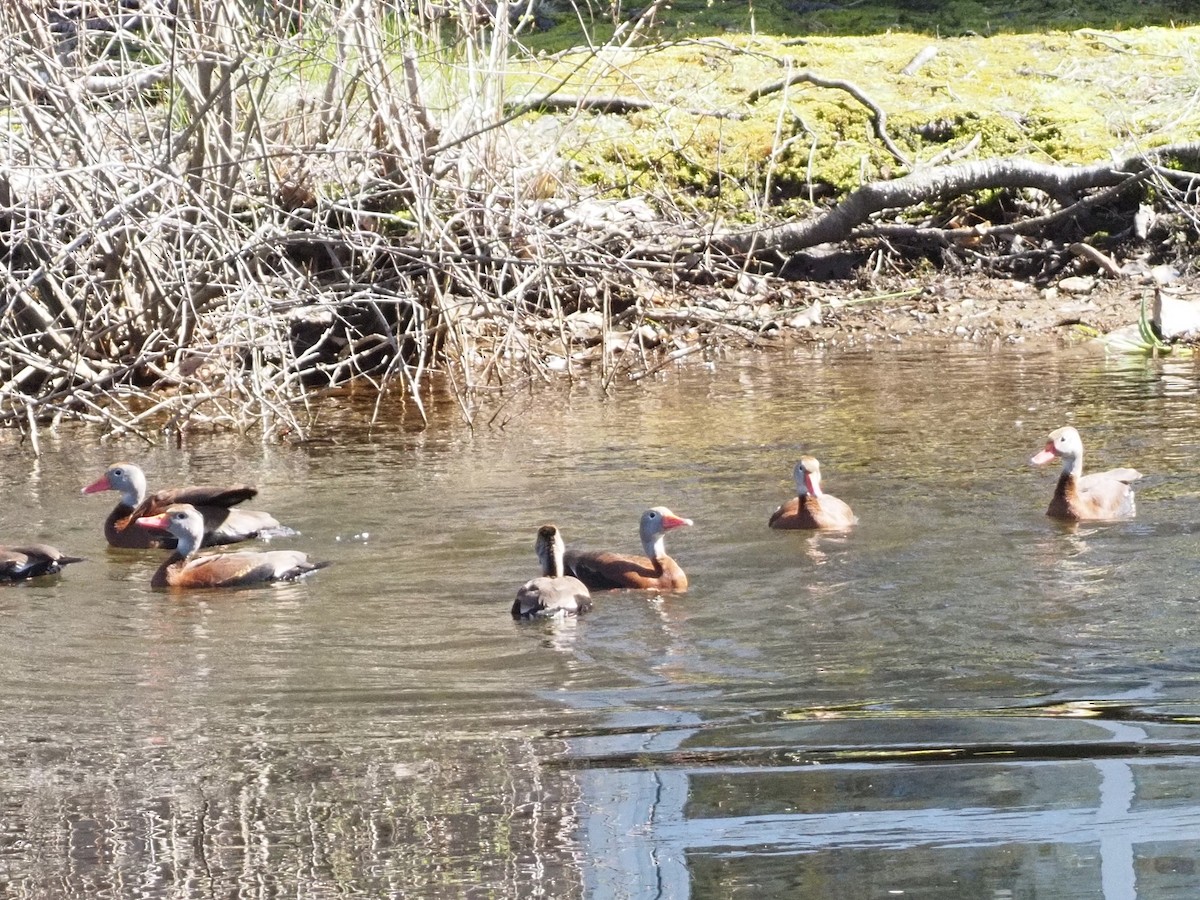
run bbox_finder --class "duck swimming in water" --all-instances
[136,504,327,588]
[83,462,282,549]
[512,524,592,619]
[769,456,856,530]
[564,507,693,592]
[1030,426,1141,521]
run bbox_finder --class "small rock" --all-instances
[604,333,632,354]
[1058,276,1096,295]
[570,310,604,330]
[636,324,661,345]
[1134,204,1156,240]
[736,273,760,294]
[786,300,822,329]
[1098,323,1145,349]
[1151,265,1180,285]
[1153,291,1200,341]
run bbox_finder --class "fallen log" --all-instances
[714,143,1200,258]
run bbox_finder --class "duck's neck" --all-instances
[642,531,666,560]
[120,483,146,509]
[1060,452,1083,479]
[1054,470,1078,504]
[794,474,809,498]
[537,537,566,578]
[173,530,202,558]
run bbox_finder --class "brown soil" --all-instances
[777,272,1162,349]
[510,268,1185,382]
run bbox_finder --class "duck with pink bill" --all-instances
[769,456,857,530]
[136,504,328,588]
[564,506,693,592]
[83,462,283,549]
[1030,425,1142,521]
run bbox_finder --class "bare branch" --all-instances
[749,69,911,168]
[716,144,1200,257]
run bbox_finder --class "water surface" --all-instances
[2,343,1200,898]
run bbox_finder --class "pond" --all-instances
[2,342,1200,898]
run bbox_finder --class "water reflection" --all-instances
[2,346,1200,895]
[546,347,1200,899]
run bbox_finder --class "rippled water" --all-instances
[3,343,1200,898]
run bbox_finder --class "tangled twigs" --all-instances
[3,0,640,437]
[4,0,1198,443]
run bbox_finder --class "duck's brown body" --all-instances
[564,549,688,591]
[563,507,692,592]
[147,548,326,588]
[1031,427,1141,522]
[1046,469,1141,521]
[137,505,327,589]
[769,457,856,530]
[769,494,856,530]
[0,544,85,581]
[84,463,280,549]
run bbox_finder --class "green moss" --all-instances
[521,0,1199,51]
[508,23,1200,216]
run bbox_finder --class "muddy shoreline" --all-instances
[476,269,1185,392]
[707,271,1180,352]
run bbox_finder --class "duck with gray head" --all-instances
[136,504,327,588]
[564,507,692,592]
[83,462,282,549]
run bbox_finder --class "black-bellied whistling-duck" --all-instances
[1030,425,1142,521]
[83,462,281,549]
[512,524,592,619]
[0,544,85,581]
[769,456,857,530]
[564,507,692,592]
[135,504,328,589]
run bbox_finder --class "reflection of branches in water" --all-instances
[8,733,586,897]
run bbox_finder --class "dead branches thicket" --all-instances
[5,3,1199,441]
[0,0,681,440]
